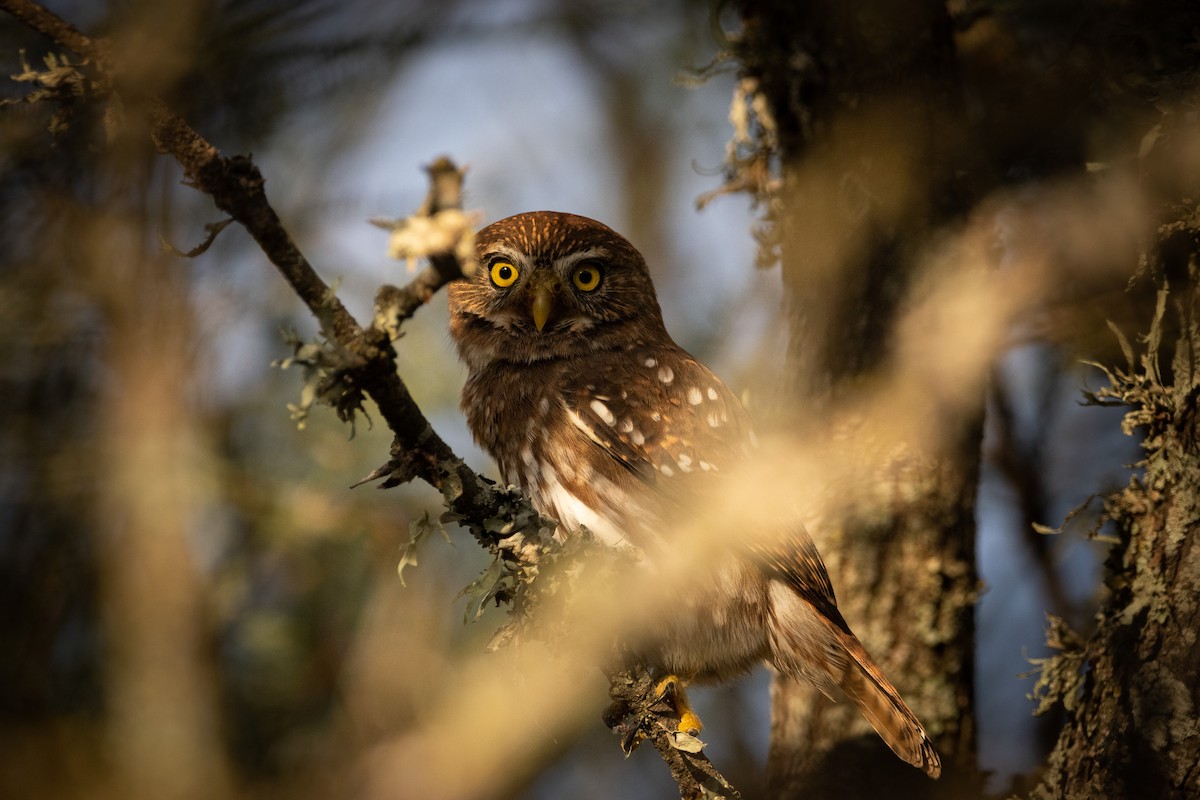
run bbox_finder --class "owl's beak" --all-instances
[532,287,553,332]
[530,275,559,332]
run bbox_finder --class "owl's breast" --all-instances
[462,359,657,550]
[461,353,770,681]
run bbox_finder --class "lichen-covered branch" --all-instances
[0,0,105,67]
[606,662,741,800]
[0,0,487,516]
[369,157,481,339]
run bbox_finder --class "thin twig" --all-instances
[370,156,478,335]
[0,0,105,66]
[0,0,468,490]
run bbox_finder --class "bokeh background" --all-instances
[0,1,1138,798]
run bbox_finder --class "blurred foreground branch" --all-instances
[0,1,736,795]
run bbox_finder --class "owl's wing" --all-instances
[560,345,754,498]
[756,525,852,634]
[560,345,849,631]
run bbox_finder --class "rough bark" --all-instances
[768,439,981,799]
[1029,260,1200,798]
[728,2,983,796]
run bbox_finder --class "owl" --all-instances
[447,211,941,778]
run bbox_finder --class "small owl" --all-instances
[447,211,940,778]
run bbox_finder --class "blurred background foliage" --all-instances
[0,0,1170,798]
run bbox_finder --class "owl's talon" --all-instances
[678,709,704,738]
[654,674,704,737]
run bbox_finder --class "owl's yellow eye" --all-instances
[489,261,519,288]
[572,263,602,292]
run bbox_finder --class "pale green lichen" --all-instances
[272,280,367,433]
[1026,614,1089,715]
[370,209,481,275]
[1,50,98,136]
[395,511,450,587]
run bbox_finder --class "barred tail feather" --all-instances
[836,638,942,779]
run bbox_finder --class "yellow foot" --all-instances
[653,674,703,737]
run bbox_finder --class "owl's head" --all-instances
[448,211,668,367]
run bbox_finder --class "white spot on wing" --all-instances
[590,399,616,425]
[658,366,674,384]
[567,408,609,449]
[538,397,550,415]
[630,429,645,446]
[687,387,703,405]
[707,387,719,400]
[559,457,577,482]
[619,418,634,433]
[644,357,657,368]
[531,463,559,492]
[660,464,674,477]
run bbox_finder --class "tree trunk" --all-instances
[767,438,982,799]
[729,2,983,796]
[1030,246,1200,798]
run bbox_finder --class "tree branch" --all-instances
[369,157,480,337]
[0,2,741,795]
[0,0,476,495]
[0,0,105,66]
[606,663,741,800]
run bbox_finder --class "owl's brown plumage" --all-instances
[448,211,941,778]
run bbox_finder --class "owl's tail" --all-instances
[766,579,942,777]
[835,634,942,779]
